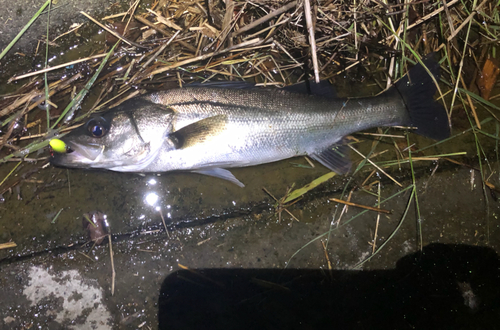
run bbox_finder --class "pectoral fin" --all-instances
[310,143,351,174]
[169,115,228,149]
[192,168,245,187]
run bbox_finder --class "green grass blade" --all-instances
[414,117,492,153]
[407,134,422,251]
[0,139,50,163]
[0,161,22,187]
[354,188,415,269]
[374,15,448,115]
[375,152,467,167]
[51,41,119,128]
[285,184,414,268]
[283,171,337,204]
[459,87,500,112]
[51,208,64,224]
[0,131,68,164]
[44,0,52,130]
[0,0,52,61]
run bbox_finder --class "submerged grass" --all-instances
[51,41,119,128]
[285,184,415,268]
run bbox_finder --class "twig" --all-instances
[372,182,381,253]
[233,1,297,36]
[108,234,116,296]
[354,188,415,269]
[50,208,64,224]
[150,38,262,76]
[78,251,95,262]
[0,100,30,152]
[353,0,358,60]
[357,132,405,138]
[123,0,141,33]
[321,241,333,274]
[442,0,456,36]
[0,242,17,250]
[146,8,182,30]
[244,18,290,40]
[362,170,377,187]
[80,11,146,48]
[330,197,391,214]
[102,12,127,20]
[349,144,403,187]
[335,189,354,227]
[141,30,181,69]
[446,0,487,42]
[327,59,362,78]
[53,23,84,42]
[460,75,481,129]
[9,54,106,82]
[134,15,197,52]
[304,0,320,83]
[108,90,142,108]
[92,87,133,112]
[2,71,82,117]
[16,123,83,141]
[406,0,460,30]
[262,187,300,222]
[159,208,171,238]
[219,0,235,48]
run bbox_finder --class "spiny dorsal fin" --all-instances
[169,114,228,149]
[283,80,337,99]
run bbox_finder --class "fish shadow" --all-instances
[158,243,500,330]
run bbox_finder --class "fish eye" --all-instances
[85,117,109,138]
[90,125,103,137]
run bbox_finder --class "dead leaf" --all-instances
[477,57,500,101]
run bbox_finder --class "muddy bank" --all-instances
[0,162,499,328]
[0,0,127,55]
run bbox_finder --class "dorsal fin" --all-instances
[283,80,337,99]
[187,80,337,98]
[187,81,256,89]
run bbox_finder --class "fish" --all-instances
[51,56,450,187]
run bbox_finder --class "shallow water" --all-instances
[1,109,500,328]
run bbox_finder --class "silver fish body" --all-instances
[51,57,449,187]
[145,87,405,169]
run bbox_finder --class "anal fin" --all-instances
[310,143,351,174]
[192,168,245,187]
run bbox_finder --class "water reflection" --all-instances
[145,192,159,206]
[143,177,173,222]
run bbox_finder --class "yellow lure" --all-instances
[49,139,67,153]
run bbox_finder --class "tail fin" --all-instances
[394,54,450,140]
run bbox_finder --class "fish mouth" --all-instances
[50,141,103,168]
[50,140,156,170]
